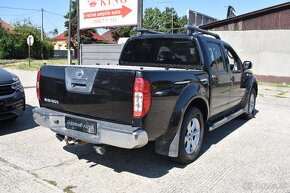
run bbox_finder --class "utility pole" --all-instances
[68,0,72,65]
[138,0,143,28]
[77,0,81,65]
[41,8,44,59]
[41,8,44,41]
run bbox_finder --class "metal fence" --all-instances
[80,44,123,66]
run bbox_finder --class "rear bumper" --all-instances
[32,107,148,149]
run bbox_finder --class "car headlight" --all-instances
[11,77,24,92]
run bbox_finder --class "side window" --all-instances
[208,42,227,74]
[224,46,241,73]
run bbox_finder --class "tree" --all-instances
[159,7,188,33]
[48,28,59,37]
[143,8,163,30]
[0,20,54,59]
[0,25,10,59]
[64,1,98,57]
[111,26,136,42]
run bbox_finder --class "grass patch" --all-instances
[274,95,287,99]
[63,185,77,193]
[277,91,288,96]
[43,179,58,187]
[0,59,77,71]
[259,82,290,88]
[276,84,290,88]
[30,172,40,178]
[258,94,265,97]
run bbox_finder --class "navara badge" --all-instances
[76,69,84,79]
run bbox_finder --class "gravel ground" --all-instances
[0,70,289,193]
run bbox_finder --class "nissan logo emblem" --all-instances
[76,69,84,79]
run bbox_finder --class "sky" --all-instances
[0,0,289,36]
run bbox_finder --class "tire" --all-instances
[175,107,204,164]
[242,89,256,120]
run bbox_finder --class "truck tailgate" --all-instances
[39,66,135,124]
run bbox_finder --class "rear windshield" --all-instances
[120,38,201,68]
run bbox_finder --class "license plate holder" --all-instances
[65,117,97,134]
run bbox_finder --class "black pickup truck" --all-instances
[33,26,258,163]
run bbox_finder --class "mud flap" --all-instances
[155,127,181,158]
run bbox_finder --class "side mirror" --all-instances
[243,61,252,70]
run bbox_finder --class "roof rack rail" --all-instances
[134,27,165,35]
[184,25,221,40]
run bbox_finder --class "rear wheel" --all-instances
[242,89,256,119]
[175,107,204,164]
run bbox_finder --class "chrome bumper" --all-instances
[32,107,148,149]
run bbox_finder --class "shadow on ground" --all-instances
[63,110,259,178]
[0,105,38,136]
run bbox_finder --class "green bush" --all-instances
[0,23,54,59]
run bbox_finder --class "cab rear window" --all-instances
[120,38,201,67]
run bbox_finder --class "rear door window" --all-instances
[207,42,227,73]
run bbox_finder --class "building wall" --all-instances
[215,30,290,79]
[52,40,67,50]
[242,9,290,30]
[208,8,290,31]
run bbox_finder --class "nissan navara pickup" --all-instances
[33,26,258,164]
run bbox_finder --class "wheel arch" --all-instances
[252,81,258,96]
[155,83,209,157]
[185,97,208,124]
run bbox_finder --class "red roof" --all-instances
[92,32,105,41]
[52,33,67,41]
[102,30,115,43]
[52,32,105,41]
[0,19,14,31]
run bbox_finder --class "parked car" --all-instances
[33,26,258,164]
[0,68,25,121]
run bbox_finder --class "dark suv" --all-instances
[0,68,25,121]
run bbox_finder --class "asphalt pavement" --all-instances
[0,70,289,193]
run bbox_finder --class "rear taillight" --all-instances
[37,71,41,100]
[133,77,151,118]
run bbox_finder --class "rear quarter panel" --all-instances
[139,70,209,141]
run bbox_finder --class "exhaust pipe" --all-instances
[65,136,75,146]
[93,145,107,155]
[64,136,88,146]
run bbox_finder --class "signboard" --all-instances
[27,35,34,46]
[79,0,139,29]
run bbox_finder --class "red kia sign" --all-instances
[79,0,138,29]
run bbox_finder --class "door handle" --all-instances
[231,76,235,81]
[212,75,219,86]
[212,75,218,80]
